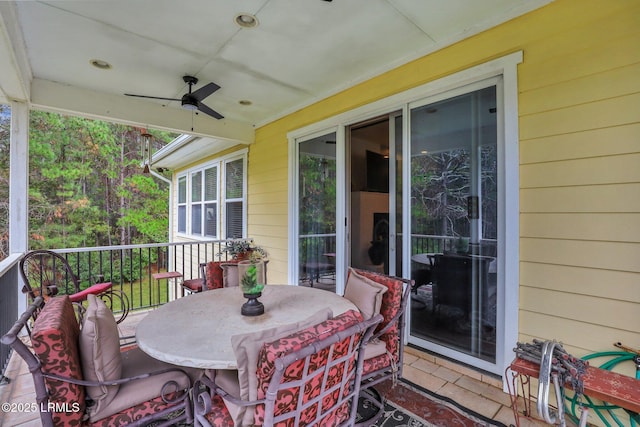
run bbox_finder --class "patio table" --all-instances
[136,285,356,369]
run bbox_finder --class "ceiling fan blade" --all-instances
[125,93,181,102]
[191,82,220,101]
[197,102,224,120]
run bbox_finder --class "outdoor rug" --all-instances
[357,379,508,427]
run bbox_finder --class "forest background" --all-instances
[0,104,175,260]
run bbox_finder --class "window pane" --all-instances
[192,171,202,202]
[178,206,186,233]
[192,203,202,234]
[205,203,217,237]
[205,166,217,201]
[226,159,243,199]
[297,132,337,287]
[298,140,336,236]
[226,202,243,238]
[409,85,498,364]
[178,176,186,204]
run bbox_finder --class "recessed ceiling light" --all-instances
[234,13,258,28]
[239,100,252,106]
[90,59,112,70]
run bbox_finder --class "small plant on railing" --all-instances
[221,239,267,261]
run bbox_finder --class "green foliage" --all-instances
[117,174,169,243]
[298,155,336,236]
[240,263,265,294]
[24,110,175,250]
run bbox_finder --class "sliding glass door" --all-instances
[408,82,499,364]
[290,61,518,374]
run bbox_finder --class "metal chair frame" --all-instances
[19,249,129,323]
[1,296,193,427]
[194,314,382,427]
[354,270,413,425]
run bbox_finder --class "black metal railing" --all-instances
[0,240,241,381]
[411,234,497,257]
[51,239,241,312]
[0,254,21,384]
[298,234,337,284]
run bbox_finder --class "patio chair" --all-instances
[0,294,199,427]
[19,249,129,323]
[182,262,207,294]
[183,260,268,294]
[347,268,412,424]
[193,309,382,427]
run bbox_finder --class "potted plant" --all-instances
[222,239,267,261]
[238,255,266,316]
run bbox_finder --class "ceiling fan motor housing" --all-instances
[181,95,198,110]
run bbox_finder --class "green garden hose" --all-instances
[564,351,638,427]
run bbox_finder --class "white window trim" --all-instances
[288,52,521,383]
[221,154,248,239]
[176,148,248,240]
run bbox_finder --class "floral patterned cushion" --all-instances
[31,296,86,426]
[200,394,235,427]
[90,392,187,427]
[351,269,404,370]
[253,309,364,426]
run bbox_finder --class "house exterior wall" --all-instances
[248,0,640,357]
[171,144,247,280]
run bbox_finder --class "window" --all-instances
[225,158,244,238]
[177,176,187,233]
[176,151,246,239]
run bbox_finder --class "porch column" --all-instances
[9,100,29,313]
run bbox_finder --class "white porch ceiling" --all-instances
[0,0,551,143]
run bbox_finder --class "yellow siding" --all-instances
[248,0,640,357]
[520,262,639,303]
[520,123,640,164]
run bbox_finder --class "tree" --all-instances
[22,111,174,251]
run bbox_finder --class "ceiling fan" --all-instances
[125,75,224,119]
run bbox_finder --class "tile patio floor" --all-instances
[0,310,549,427]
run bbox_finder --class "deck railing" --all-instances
[0,254,21,384]
[50,239,240,312]
[0,239,244,381]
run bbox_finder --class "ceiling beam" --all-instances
[30,78,255,142]
[0,1,32,103]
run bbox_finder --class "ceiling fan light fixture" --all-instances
[234,13,258,28]
[181,102,198,111]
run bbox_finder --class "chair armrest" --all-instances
[43,366,193,389]
[193,373,267,425]
[369,279,411,342]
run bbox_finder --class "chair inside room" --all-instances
[347,268,412,424]
[431,253,491,319]
[19,249,129,323]
[0,294,198,427]
[193,309,382,427]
